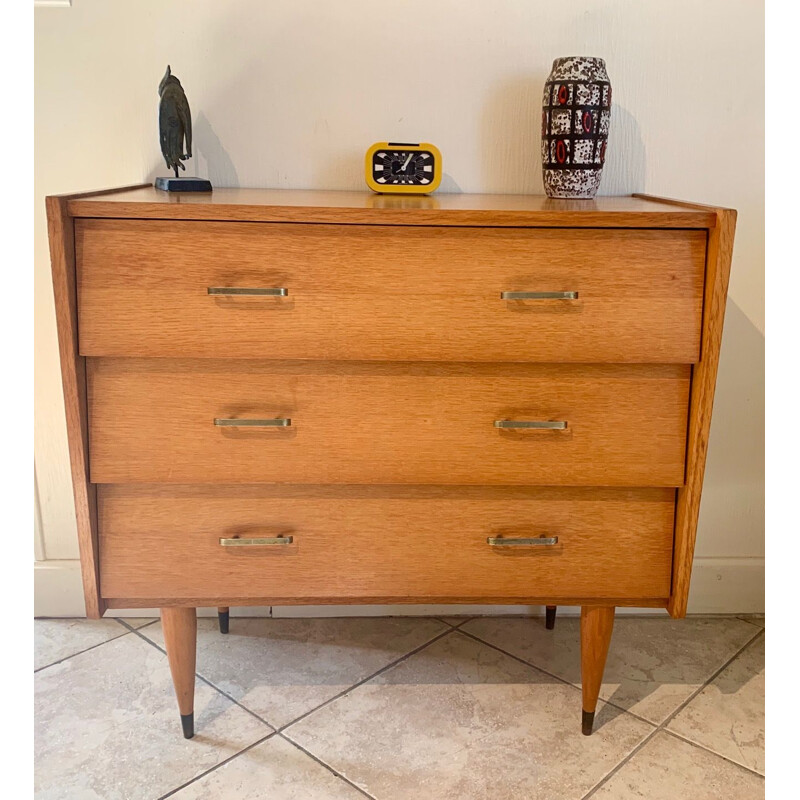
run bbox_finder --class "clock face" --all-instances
[371,148,436,186]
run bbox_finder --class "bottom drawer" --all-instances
[98,485,675,603]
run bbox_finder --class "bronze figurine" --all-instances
[155,66,211,192]
[159,65,192,177]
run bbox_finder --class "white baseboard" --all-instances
[34,560,86,617]
[686,557,765,613]
[34,556,765,618]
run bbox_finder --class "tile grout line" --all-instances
[278,626,456,734]
[661,727,765,778]
[455,627,655,726]
[658,628,764,730]
[124,624,276,730]
[130,617,453,738]
[458,620,766,728]
[155,732,276,800]
[277,733,378,800]
[434,615,477,629]
[579,626,765,799]
[736,615,766,629]
[581,628,766,799]
[582,727,662,800]
[281,618,763,798]
[116,618,159,632]
[141,618,451,798]
[34,620,137,673]
[455,627,584,689]
[278,619,762,799]
[37,614,764,797]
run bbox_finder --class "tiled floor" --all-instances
[34,614,764,800]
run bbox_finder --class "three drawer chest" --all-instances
[47,186,735,739]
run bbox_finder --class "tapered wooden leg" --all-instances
[545,605,557,629]
[161,607,197,739]
[580,606,615,735]
[217,607,230,634]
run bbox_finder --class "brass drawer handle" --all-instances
[494,420,568,430]
[501,291,578,300]
[214,418,292,427]
[208,287,289,296]
[220,536,294,547]
[487,536,559,547]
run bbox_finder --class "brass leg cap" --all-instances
[218,610,230,635]
[581,709,595,736]
[181,712,194,739]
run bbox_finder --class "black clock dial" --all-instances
[372,150,435,186]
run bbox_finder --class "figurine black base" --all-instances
[155,176,212,192]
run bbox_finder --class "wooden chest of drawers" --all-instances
[47,187,735,739]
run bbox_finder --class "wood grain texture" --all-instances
[49,183,151,201]
[105,596,669,609]
[669,208,737,617]
[581,606,616,714]
[76,220,705,363]
[104,595,669,608]
[45,196,104,618]
[632,193,729,213]
[97,485,674,601]
[66,187,717,227]
[87,360,691,486]
[160,607,196,716]
[46,186,735,626]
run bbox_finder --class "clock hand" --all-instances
[401,153,413,172]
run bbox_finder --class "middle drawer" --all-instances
[88,360,690,486]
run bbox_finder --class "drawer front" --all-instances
[88,360,690,486]
[76,220,705,363]
[98,485,675,601]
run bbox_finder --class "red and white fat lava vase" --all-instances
[542,56,611,198]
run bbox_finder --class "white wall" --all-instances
[34,0,764,615]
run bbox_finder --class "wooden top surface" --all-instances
[63,185,719,228]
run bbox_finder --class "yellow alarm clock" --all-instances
[365,142,442,194]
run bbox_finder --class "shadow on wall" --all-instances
[438,174,463,194]
[698,298,765,549]
[312,145,364,191]
[599,105,645,195]
[481,79,645,195]
[194,112,240,188]
[481,76,545,194]
[144,112,240,188]
[145,154,165,187]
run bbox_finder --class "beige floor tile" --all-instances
[142,616,447,729]
[35,618,129,670]
[171,735,366,799]
[35,634,271,800]
[591,732,764,799]
[285,631,653,800]
[668,634,764,774]
[461,616,759,724]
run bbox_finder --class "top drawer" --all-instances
[76,220,705,362]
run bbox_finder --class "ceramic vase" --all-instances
[541,56,611,198]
